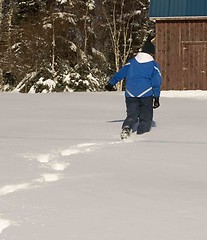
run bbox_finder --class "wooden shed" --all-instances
[150,0,207,90]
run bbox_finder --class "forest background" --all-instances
[0,0,154,93]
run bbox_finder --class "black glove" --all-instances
[105,83,116,91]
[153,97,160,109]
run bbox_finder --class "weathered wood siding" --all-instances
[156,20,207,90]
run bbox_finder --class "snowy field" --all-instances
[0,90,207,240]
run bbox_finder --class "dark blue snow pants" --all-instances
[122,96,153,134]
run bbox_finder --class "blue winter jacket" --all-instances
[109,52,162,97]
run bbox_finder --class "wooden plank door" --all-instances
[182,42,207,90]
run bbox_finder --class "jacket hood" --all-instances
[135,52,154,63]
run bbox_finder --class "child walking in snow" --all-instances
[105,38,162,139]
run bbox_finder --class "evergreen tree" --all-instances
[0,0,154,92]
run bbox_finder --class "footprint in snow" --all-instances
[0,218,11,234]
[0,141,121,198]
[0,141,123,234]
[25,142,103,187]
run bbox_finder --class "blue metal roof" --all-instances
[150,0,207,18]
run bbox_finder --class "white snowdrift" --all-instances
[0,91,207,240]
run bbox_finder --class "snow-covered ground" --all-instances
[0,90,207,240]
